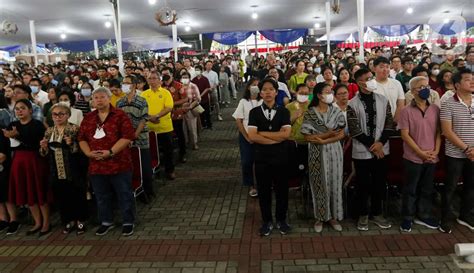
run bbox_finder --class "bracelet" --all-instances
[463,146,470,153]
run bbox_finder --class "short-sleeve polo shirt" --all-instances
[140,87,174,134]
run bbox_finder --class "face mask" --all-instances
[314,67,321,74]
[366,80,377,92]
[418,88,430,100]
[297,94,309,103]
[275,65,281,70]
[77,83,82,89]
[432,69,440,76]
[181,78,190,85]
[30,86,39,94]
[322,93,334,104]
[51,79,58,86]
[69,65,75,71]
[122,84,132,94]
[345,52,353,57]
[195,70,202,76]
[6,77,13,82]
[307,67,313,72]
[81,89,92,97]
[249,86,260,96]
[318,53,324,59]
[59,101,71,108]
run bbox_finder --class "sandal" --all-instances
[62,223,75,234]
[76,223,86,235]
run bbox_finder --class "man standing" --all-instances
[347,68,395,231]
[191,65,212,129]
[78,87,136,236]
[247,78,292,236]
[440,68,474,233]
[465,51,474,71]
[203,61,223,121]
[116,76,154,199]
[396,57,414,93]
[398,76,441,232]
[29,78,49,108]
[369,57,405,123]
[141,71,176,180]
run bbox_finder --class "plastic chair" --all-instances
[130,146,144,198]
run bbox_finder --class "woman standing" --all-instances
[57,92,84,126]
[232,78,262,197]
[43,87,59,127]
[435,69,454,97]
[40,103,88,235]
[74,82,93,115]
[301,83,346,233]
[180,72,201,150]
[219,65,231,105]
[288,60,308,95]
[337,68,358,100]
[3,99,50,236]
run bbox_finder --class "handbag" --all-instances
[191,104,205,116]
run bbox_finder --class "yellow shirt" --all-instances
[140,87,174,133]
[111,92,126,107]
[286,101,309,143]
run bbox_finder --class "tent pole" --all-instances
[357,0,365,64]
[325,0,331,55]
[93,40,99,59]
[172,24,178,62]
[29,20,38,67]
[254,31,258,56]
[199,33,203,51]
[111,0,124,75]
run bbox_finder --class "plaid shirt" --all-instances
[116,95,150,149]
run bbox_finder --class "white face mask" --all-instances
[432,69,440,76]
[296,94,309,103]
[195,70,202,76]
[322,93,334,104]
[307,67,313,72]
[59,101,71,108]
[314,67,321,74]
[122,84,132,94]
[181,78,190,85]
[366,80,377,92]
[249,86,260,96]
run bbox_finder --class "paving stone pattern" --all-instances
[0,101,473,273]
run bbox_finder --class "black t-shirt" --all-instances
[8,119,45,151]
[248,104,291,164]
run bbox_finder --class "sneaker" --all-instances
[439,222,452,234]
[400,219,412,232]
[371,215,392,229]
[314,221,323,233]
[122,225,134,236]
[95,225,114,236]
[248,188,258,197]
[276,221,291,235]
[329,220,343,232]
[456,218,474,231]
[6,221,21,235]
[0,220,9,232]
[218,115,223,121]
[357,215,369,231]
[414,218,439,229]
[259,222,273,236]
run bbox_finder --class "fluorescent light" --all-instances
[314,23,321,28]
[104,21,112,28]
[185,25,191,32]
[251,12,258,19]
[148,0,157,5]
[60,33,66,39]
[406,7,413,14]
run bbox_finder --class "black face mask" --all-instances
[161,75,171,83]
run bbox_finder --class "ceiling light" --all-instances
[406,7,413,14]
[60,33,66,39]
[185,25,191,32]
[251,12,258,19]
[148,0,157,5]
[314,23,321,28]
[443,18,450,23]
[104,20,112,28]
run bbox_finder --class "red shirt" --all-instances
[192,76,211,104]
[164,81,186,120]
[347,83,359,100]
[78,106,135,175]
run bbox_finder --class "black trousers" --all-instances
[200,103,212,128]
[52,180,88,224]
[172,119,186,158]
[353,157,388,217]
[255,161,289,223]
[157,132,175,174]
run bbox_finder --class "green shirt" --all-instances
[289,73,308,93]
[286,101,309,143]
[396,71,412,93]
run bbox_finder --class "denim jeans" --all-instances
[442,156,474,222]
[90,172,135,226]
[139,148,154,196]
[401,159,436,220]
[238,133,255,187]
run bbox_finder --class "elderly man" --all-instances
[398,76,441,232]
[405,66,440,106]
[78,87,136,236]
[440,68,474,233]
[203,61,222,121]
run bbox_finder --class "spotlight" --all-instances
[406,7,413,14]
[251,12,258,19]
[185,25,191,32]
[314,23,321,28]
[60,33,67,39]
[105,21,112,28]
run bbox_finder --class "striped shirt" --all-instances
[117,95,149,149]
[440,94,474,158]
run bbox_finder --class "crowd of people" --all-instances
[0,42,472,238]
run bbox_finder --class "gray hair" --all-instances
[50,103,71,116]
[92,86,112,97]
[409,76,428,91]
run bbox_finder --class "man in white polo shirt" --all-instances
[369,57,405,123]
[440,68,474,233]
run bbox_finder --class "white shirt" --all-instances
[69,107,84,126]
[202,70,219,89]
[316,74,337,83]
[389,69,401,79]
[33,90,49,107]
[370,78,405,116]
[440,90,455,104]
[187,67,196,80]
[232,98,263,132]
[278,82,291,98]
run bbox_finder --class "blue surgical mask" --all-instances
[51,79,58,86]
[30,86,39,94]
[81,89,92,97]
[418,88,430,100]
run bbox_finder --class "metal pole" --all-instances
[254,31,258,55]
[111,0,124,75]
[29,20,38,67]
[325,0,331,55]
[357,0,365,64]
[199,33,203,51]
[93,40,99,59]
[172,24,178,62]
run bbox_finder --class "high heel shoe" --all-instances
[26,227,42,236]
[39,226,52,237]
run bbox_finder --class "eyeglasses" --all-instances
[14,106,28,111]
[52,112,67,117]
[416,85,431,90]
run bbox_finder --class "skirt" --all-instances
[9,151,52,206]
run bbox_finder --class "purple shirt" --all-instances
[398,101,440,164]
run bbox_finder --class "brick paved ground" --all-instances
[0,101,473,273]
